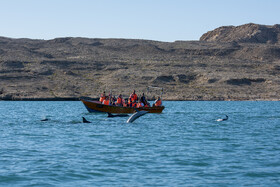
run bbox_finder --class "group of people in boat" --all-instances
[99,90,162,108]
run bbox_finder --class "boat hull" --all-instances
[81,99,164,113]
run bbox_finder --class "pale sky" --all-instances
[0,0,279,42]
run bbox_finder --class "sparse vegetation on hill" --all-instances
[0,23,280,100]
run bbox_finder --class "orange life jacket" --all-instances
[103,99,110,105]
[117,97,122,104]
[123,103,127,107]
[99,96,105,103]
[132,102,137,107]
[133,94,138,101]
[155,100,162,106]
[137,103,144,108]
[130,93,138,102]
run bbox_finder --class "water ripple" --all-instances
[0,101,280,186]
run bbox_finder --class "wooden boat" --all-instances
[81,99,164,113]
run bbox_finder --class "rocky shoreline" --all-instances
[0,23,280,101]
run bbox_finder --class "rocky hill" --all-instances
[0,23,280,101]
[200,23,280,44]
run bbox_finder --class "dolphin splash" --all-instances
[127,110,148,123]
[216,115,228,122]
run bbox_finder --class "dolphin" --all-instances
[82,117,91,123]
[41,118,49,121]
[127,110,148,123]
[216,115,228,122]
[107,113,129,118]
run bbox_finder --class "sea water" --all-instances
[0,101,280,186]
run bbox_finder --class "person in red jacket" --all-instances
[102,96,110,105]
[116,94,123,106]
[153,96,162,106]
[99,91,106,103]
[129,90,138,102]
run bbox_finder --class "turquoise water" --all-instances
[0,101,280,186]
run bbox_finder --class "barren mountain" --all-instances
[200,23,280,44]
[0,23,280,100]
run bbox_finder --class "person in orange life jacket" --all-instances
[108,93,111,105]
[129,90,138,102]
[128,97,133,107]
[102,96,110,105]
[116,94,123,106]
[99,91,106,103]
[123,99,128,107]
[137,99,144,108]
[153,96,162,107]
